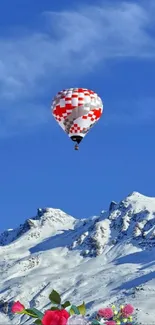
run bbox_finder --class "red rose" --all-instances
[11,301,25,313]
[42,309,70,325]
[98,308,114,319]
[121,304,134,317]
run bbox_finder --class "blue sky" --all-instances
[0,0,155,232]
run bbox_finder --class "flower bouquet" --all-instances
[11,289,135,325]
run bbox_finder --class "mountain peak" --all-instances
[0,207,76,246]
[1,192,155,324]
[126,191,155,201]
[35,207,76,225]
[107,191,155,246]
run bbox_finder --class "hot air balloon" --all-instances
[51,88,103,150]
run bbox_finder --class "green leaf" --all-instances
[69,308,75,315]
[91,320,101,325]
[77,302,86,315]
[23,309,39,318]
[31,308,44,320]
[26,308,44,320]
[34,320,42,325]
[49,290,61,305]
[61,301,71,308]
[70,305,80,315]
[50,307,60,311]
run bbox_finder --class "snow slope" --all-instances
[0,192,155,324]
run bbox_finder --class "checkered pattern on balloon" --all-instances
[51,88,103,141]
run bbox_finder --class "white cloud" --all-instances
[0,102,50,137]
[0,1,155,136]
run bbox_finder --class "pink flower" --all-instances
[105,321,116,325]
[42,309,70,325]
[121,304,134,317]
[98,308,114,319]
[11,301,25,313]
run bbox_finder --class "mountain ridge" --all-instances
[0,191,155,324]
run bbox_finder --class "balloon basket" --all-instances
[74,144,79,150]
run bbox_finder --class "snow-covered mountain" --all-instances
[0,191,155,324]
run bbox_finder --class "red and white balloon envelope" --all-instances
[51,88,103,150]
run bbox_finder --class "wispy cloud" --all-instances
[0,1,155,136]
